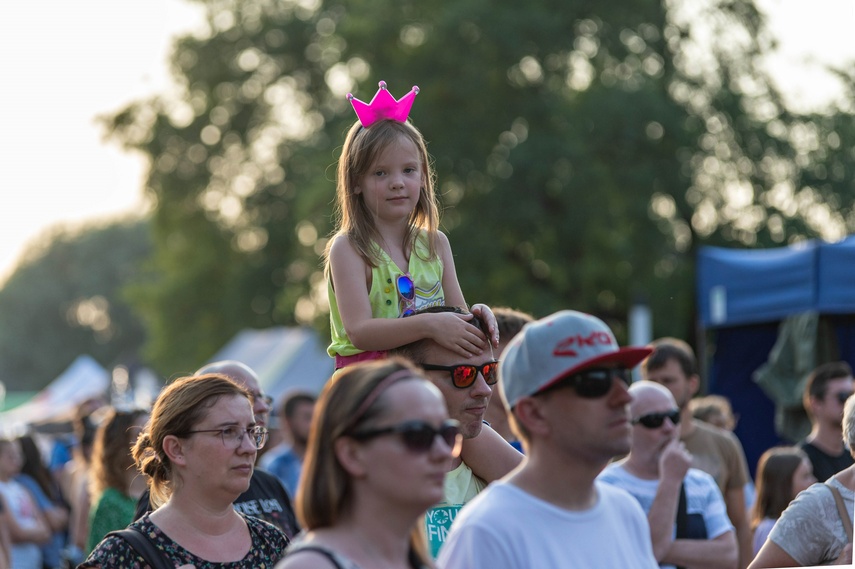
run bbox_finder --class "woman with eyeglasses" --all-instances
[80,373,289,568]
[276,358,461,569]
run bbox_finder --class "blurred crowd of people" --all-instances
[0,308,849,568]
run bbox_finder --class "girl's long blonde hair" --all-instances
[325,119,440,272]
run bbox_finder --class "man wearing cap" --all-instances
[599,381,737,569]
[438,310,659,568]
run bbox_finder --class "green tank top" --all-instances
[328,231,445,357]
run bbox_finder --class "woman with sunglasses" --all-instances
[81,373,289,568]
[276,358,461,569]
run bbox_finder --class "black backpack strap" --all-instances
[285,544,349,569]
[106,527,172,569]
[673,482,688,569]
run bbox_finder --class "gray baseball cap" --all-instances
[499,310,653,408]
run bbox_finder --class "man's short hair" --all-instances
[643,337,698,378]
[804,361,853,409]
[493,307,535,343]
[280,391,317,419]
[389,306,487,364]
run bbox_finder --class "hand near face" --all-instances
[659,438,691,483]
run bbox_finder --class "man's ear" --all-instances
[807,394,822,416]
[334,436,369,478]
[162,435,187,467]
[514,397,551,438]
[688,374,701,397]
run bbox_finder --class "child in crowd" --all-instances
[325,81,498,370]
[324,81,516,493]
[750,446,816,555]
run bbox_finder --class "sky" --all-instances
[0,0,854,284]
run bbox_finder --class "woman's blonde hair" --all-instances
[325,119,440,271]
[132,373,251,508]
[297,357,431,565]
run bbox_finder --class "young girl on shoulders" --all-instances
[325,81,519,490]
[325,81,499,369]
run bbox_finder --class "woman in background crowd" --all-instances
[82,373,288,567]
[749,446,816,556]
[17,434,69,568]
[749,397,855,567]
[0,439,51,569]
[61,398,103,564]
[277,358,461,569]
[85,408,148,553]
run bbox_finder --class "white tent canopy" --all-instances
[0,354,110,435]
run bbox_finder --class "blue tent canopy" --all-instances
[696,235,855,477]
[698,236,855,328]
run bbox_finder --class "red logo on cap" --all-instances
[553,332,614,356]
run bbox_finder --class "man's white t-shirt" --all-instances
[437,479,659,569]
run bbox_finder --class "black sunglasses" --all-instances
[835,391,854,405]
[546,367,632,398]
[350,419,462,457]
[632,409,681,429]
[420,361,499,388]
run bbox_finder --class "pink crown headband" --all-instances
[347,80,420,128]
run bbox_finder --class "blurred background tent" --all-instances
[207,326,333,400]
[0,355,110,436]
[698,235,855,475]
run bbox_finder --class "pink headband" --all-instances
[350,369,418,425]
[347,80,419,128]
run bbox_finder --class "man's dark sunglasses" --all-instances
[350,419,462,456]
[835,391,854,405]
[420,361,499,388]
[632,409,681,429]
[545,367,632,398]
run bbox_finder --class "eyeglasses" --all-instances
[632,410,681,429]
[397,274,415,316]
[835,391,854,405]
[350,419,462,457]
[184,425,269,450]
[420,361,499,388]
[548,367,632,398]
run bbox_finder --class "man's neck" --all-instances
[679,407,696,439]
[508,449,602,511]
[808,424,846,455]
[448,454,464,471]
[622,455,659,481]
[292,441,307,460]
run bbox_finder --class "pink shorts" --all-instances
[334,350,388,369]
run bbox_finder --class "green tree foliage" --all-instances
[103,0,855,370]
[0,220,150,391]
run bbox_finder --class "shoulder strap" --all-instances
[106,526,172,569]
[286,544,350,569]
[825,481,854,544]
